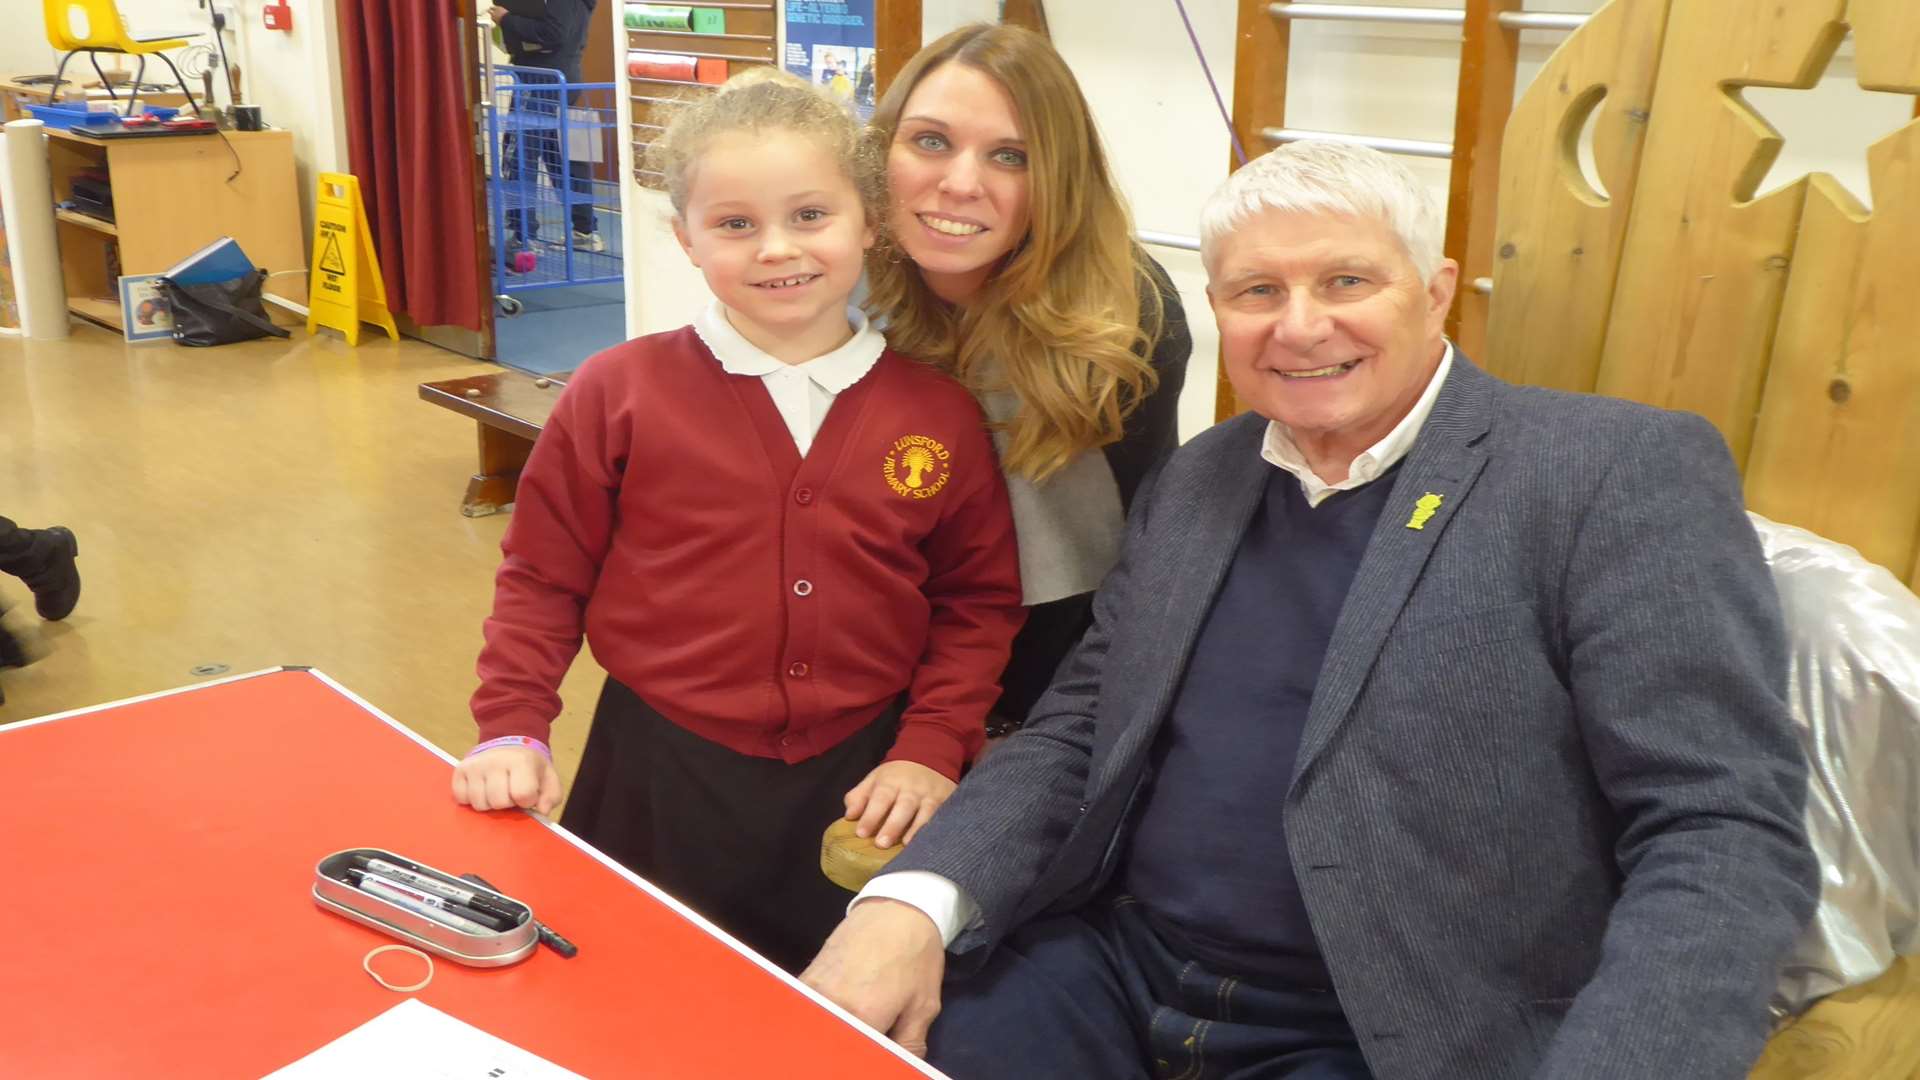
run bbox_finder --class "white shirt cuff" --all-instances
[850,870,981,948]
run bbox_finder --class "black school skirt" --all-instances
[559,677,900,973]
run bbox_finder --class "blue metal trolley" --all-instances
[484,64,621,316]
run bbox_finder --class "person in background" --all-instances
[0,519,80,706]
[489,0,604,254]
[449,71,1025,973]
[855,23,1192,795]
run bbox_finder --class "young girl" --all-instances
[451,71,1025,973]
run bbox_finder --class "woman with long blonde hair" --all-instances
[862,23,1191,751]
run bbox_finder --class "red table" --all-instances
[0,668,942,1078]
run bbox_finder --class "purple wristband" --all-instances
[465,735,552,761]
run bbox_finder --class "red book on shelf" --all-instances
[627,51,697,81]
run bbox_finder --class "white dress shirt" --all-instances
[692,300,886,456]
[850,341,1460,947]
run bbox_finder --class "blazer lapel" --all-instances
[1292,356,1496,782]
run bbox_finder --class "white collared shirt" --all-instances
[692,300,886,456]
[1261,342,1456,506]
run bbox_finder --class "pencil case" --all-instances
[312,847,538,967]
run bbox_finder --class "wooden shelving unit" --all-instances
[43,126,303,331]
[624,2,779,186]
[55,208,117,236]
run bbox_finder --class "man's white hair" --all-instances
[1198,140,1445,283]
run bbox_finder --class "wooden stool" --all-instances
[417,370,569,516]
[1751,956,1920,1079]
[820,817,902,893]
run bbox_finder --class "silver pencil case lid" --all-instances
[312,847,538,967]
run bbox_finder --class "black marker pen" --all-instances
[460,872,579,958]
[355,856,521,922]
[348,869,512,932]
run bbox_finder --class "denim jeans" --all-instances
[501,80,595,239]
[928,894,1373,1080]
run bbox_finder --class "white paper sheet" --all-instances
[263,998,588,1079]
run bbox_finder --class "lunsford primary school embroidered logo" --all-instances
[883,434,952,499]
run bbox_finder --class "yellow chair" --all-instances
[41,0,201,117]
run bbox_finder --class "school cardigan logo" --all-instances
[883,435,952,499]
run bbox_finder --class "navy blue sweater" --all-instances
[1121,462,1401,986]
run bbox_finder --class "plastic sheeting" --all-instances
[1753,514,1920,1019]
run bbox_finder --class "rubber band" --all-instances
[362,944,435,992]
[464,735,552,761]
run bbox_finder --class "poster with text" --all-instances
[783,1,877,117]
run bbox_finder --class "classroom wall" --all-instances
[617,0,1909,441]
[236,0,351,252]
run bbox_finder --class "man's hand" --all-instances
[487,5,508,22]
[451,745,562,816]
[844,760,956,849]
[802,899,947,1057]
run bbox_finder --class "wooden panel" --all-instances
[1002,0,1048,37]
[1482,0,1671,391]
[1216,0,1290,422]
[460,3,496,357]
[874,0,922,98]
[1751,957,1920,1080]
[582,0,615,83]
[56,220,120,328]
[1745,0,1920,582]
[1443,0,1522,360]
[1594,0,1847,465]
[63,129,306,305]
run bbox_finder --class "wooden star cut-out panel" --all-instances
[1485,0,1920,584]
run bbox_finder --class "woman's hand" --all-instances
[843,761,956,849]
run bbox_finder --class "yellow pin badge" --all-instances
[1405,492,1444,530]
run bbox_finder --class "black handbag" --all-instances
[158,268,291,347]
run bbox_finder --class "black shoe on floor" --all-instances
[17,527,80,621]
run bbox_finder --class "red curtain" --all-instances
[338,0,484,331]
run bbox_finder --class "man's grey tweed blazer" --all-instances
[885,354,1820,1080]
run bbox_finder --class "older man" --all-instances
[802,142,1818,1080]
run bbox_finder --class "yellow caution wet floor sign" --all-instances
[307,172,398,345]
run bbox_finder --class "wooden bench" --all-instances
[418,369,570,517]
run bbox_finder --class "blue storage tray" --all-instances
[25,103,117,129]
[25,102,183,129]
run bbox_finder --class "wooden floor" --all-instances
[0,323,607,794]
